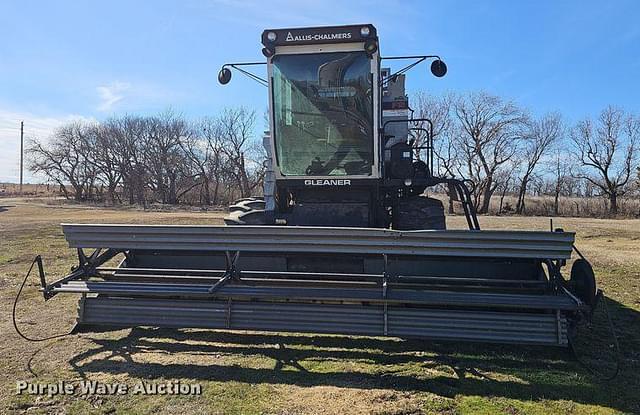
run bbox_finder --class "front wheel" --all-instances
[392,196,446,230]
[224,198,266,225]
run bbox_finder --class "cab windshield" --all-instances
[272,51,373,176]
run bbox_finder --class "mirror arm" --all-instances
[223,62,268,87]
[381,55,441,61]
[379,55,441,87]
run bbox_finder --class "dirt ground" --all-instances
[1,199,639,414]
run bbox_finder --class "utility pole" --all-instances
[20,121,24,193]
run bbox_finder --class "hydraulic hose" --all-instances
[12,256,74,342]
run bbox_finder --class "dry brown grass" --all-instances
[1,199,639,414]
[425,191,640,218]
[0,183,60,198]
[488,194,640,218]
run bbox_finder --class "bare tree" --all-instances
[218,107,264,198]
[549,148,571,216]
[86,123,125,204]
[27,122,97,201]
[144,111,191,204]
[496,159,520,214]
[515,112,563,214]
[571,106,639,214]
[201,117,229,205]
[411,92,453,162]
[107,115,150,205]
[180,117,230,205]
[453,91,528,213]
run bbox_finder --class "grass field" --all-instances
[1,198,639,414]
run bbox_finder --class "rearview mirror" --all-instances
[430,59,447,77]
[218,67,232,85]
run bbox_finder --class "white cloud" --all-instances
[96,81,131,112]
[0,108,94,183]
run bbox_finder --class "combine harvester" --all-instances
[27,24,600,347]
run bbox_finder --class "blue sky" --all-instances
[1,0,639,182]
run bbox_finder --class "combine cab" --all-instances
[27,24,599,347]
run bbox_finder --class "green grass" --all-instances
[1,201,639,414]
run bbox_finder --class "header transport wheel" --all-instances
[570,258,597,308]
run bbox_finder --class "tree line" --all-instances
[28,108,264,207]
[27,91,640,216]
[413,91,639,215]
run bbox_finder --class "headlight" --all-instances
[364,39,378,54]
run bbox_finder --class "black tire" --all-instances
[225,197,267,225]
[229,204,251,213]
[239,200,265,210]
[224,208,266,225]
[232,197,264,204]
[228,199,265,212]
[570,259,597,307]
[393,196,446,230]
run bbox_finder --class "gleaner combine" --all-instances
[22,24,601,346]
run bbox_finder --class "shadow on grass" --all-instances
[0,205,15,213]
[69,296,640,413]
